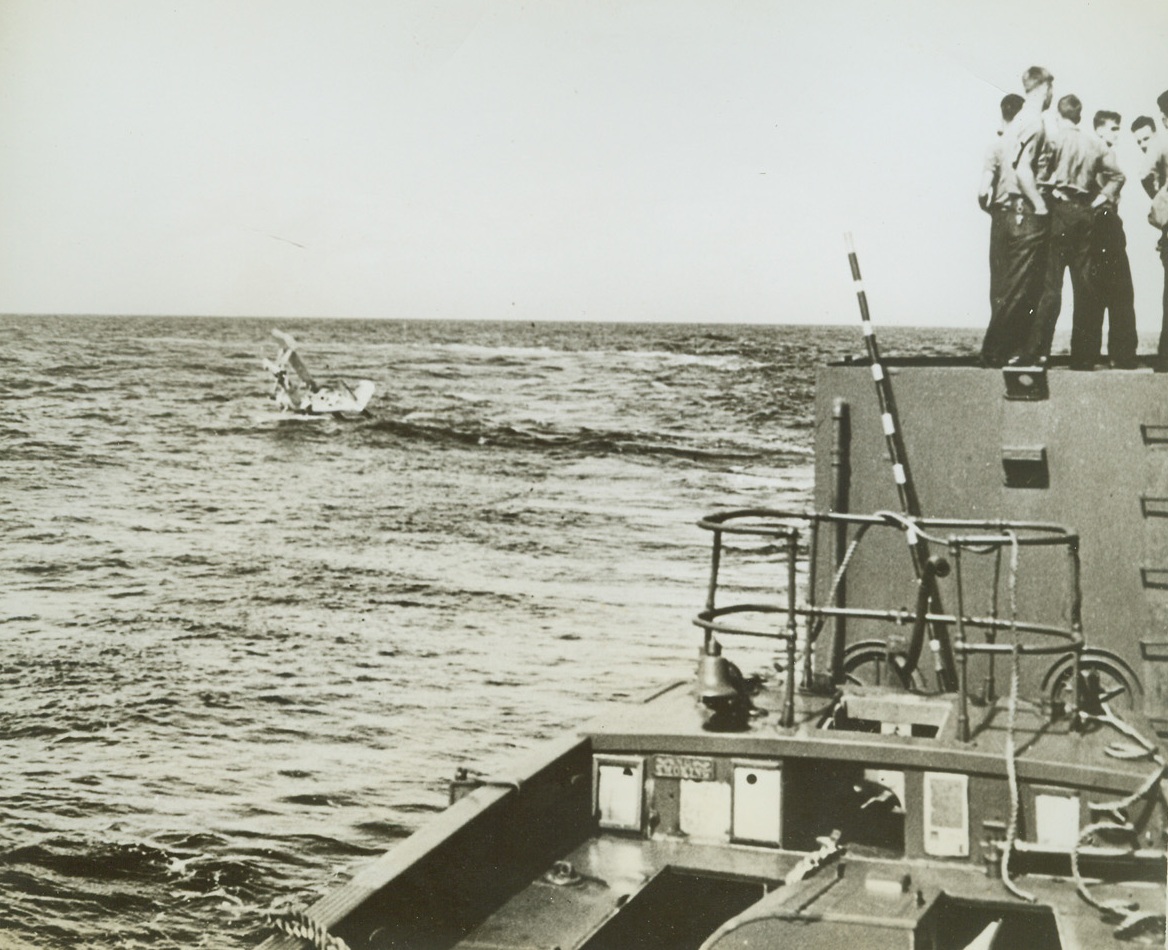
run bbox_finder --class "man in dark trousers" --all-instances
[979,67,1054,367]
[978,93,1026,367]
[1026,94,1124,368]
[1140,91,1168,371]
[1089,111,1138,368]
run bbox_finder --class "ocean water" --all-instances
[0,315,981,948]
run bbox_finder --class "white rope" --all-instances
[1068,703,1168,932]
[1068,760,1167,941]
[999,531,1036,903]
[266,910,353,950]
[870,510,947,546]
[808,522,873,643]
[1070,820,1139,915]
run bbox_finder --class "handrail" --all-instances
[697,507,1078,545]
[694,508,1084,740]
[696,605,1077,646]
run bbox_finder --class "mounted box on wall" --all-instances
[1001,446,1048,489]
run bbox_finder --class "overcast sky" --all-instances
[2,0,1167,326]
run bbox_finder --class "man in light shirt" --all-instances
[978,92,1026,367]
[1027,94,1124,368]
[1088,111,1137,368]
[1139,91,1168,371]
[980,67,1054,367]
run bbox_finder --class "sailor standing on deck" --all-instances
[1026,94,1125,369]
[1087,110,1138,368]
[1139,91,1168,372]
[978,93,1026,367]
[980,67,1055,367]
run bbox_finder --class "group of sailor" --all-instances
[979,66,1168,370]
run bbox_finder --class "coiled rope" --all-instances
[1068,710,1167,937]
[265,909,353,950]
[986,529,1166,935]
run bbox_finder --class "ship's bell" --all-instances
[696,640,750,730]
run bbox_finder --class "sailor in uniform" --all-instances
[979,93,1026,367]
[1027,94,1124,368]
[982,67,1055,366]
[1088,110,1138,368]
[1140,91,1168,371]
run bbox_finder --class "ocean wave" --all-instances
[3,839,173,883]
[0,316,985,948]
[363,416,775,463]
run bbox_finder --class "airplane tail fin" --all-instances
[270,330,318,389]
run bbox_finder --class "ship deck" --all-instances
[449,834,1161,950]
[587,680,1165,796]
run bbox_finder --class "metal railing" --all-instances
[693,508,1083,738]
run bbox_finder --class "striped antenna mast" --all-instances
[844,233,956,691]
[844,233,923,525]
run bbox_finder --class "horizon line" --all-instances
[0,312,988,331]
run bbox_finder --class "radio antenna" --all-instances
[844,233,956,692]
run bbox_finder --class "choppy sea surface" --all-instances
[0,315,981,948]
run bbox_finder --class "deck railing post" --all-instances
[829,400,850,685]
[784,530,798,727]
[705,528,722,654]
[804,517,819,688]
[951,542,969,742]
[1067,538,1083,721]
[985,545,1002,703]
